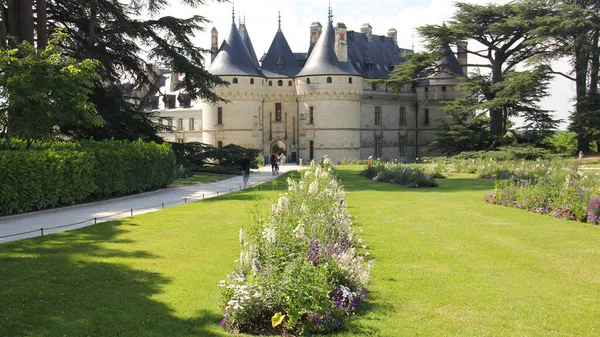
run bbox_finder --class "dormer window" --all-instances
[278,80,283,86]
[232,77,238,84]
[269,81,273,86]
[327,77,332,83]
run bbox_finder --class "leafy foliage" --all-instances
[0,32,101,143]
[170,142,261,172]
[0,139,176,215]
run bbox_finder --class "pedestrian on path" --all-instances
[241,152,251,186]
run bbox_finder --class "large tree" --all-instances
[1,0,227,141]
[539,0,600,152]
[410,0,556,139]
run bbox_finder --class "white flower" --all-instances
[239,227,246,243]
[293,223,305,239]
[262,226,276,244]
[309,181,319,195]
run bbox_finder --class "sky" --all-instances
[150,0,574,129]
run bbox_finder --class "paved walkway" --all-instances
[0,164,300,244]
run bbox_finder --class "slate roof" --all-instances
[208,21,264,77]
[417,43,464,86]
[261,28,302,78]
[346,31,408,79]
[239,23,261,69]
[296,22,361,77]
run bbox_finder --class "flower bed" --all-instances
[361,160,443,187]
[219,158,372,335]
[485,160,600,224]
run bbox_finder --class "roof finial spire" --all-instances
[278,8,281,30]
[328,2,333,23]
[244,13,246,25]
[232,3,235,25]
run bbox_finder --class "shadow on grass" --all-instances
[0,220,224,337]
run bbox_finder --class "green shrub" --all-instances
[170,142,261,171]
[0,139,176,215]
[361,160,442,187]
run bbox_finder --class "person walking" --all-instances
[240,152,251,186]
[271,152,278,175]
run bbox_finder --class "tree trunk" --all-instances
[6,0,34,45]
[0,4,7,49]
[574,36,591,152]
[87,2,97,58]
[489,60,505,138]
[36,0,47,49]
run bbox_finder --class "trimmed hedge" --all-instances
[0,139,176,215]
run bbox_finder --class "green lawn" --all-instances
[1,166,599,336]
[169,172,236,187]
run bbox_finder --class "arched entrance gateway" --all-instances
[270,140,287,164]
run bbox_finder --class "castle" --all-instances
[149,9,466,163]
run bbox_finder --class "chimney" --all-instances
[457,41,468,75]
[211,27,219,62]
[335,22,348,62]
[361,23,373,42]
[310,22,322,45]
[387,28,398,46]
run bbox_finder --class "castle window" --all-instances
[327,77,332,83]
[399,107,406,126]
[309,107,314,124]
[399,136,407,155]
[371,83,377,90]
[269,81,273,86]
[218,107,223,124]
[375,106,382,125]
[424,87,429,92]
[442,86,447,91]
[278,80,283,86]
[167,118,173,128]
[189,118,195,131]
[177,118,183,131]
[288,80,292,86]
[424,108,430,126]
[348,77,353,84]
[307,78,311,84]
[375,135,383,158]
[250,78,254,84]
[275,103,282,121]
[309,141,314,160]
[232,77,238,84]
[218,141,223,148]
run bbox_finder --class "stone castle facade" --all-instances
[149,11,466,163]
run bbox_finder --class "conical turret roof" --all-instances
[297,21,361,77]
[261,28,302,78]
[239,23,261,69]
[438,43,464,76]
[209,21,263,77]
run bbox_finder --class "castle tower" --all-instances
[204,7,265,150]
[296,15,364,163]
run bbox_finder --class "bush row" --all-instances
[0,139,176,215]
[220,157,372,335]
[485,160,600,224]
[361,160,444,187]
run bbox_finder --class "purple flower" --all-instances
[220,319,227,327]
[308,240,320,266]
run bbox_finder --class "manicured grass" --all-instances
[169,172,236,187]
[1,167,599,336]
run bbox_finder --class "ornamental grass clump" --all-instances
[220,157,372,336]
[362,160,442,187]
